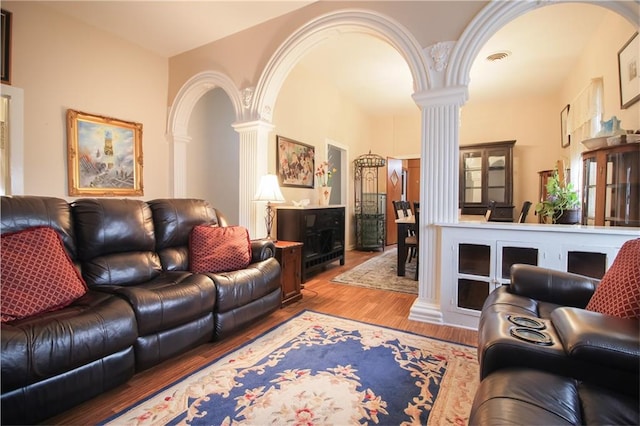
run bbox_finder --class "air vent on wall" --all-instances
[486,51,512,62]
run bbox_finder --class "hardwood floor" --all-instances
[48,247,478,425]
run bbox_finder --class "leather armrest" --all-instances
[551,307,640,374]
[250,239,276,262]
[510,264,599,308]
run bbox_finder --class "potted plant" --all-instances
[535,168,581,224]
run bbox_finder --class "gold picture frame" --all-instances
[66,109,143,196]
[618,32,640,109]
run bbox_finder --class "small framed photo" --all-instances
[66,109,144,196]
[276,135,315,188]
[560,104,570,148]
[618,32,640,109]
[1,9,12,84]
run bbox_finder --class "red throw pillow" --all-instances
[586,238,640,319]
[189,225,252,273]
[1,226,88,322]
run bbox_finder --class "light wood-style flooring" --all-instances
[48,247,478,425]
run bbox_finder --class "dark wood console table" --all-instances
[276,206,345,282]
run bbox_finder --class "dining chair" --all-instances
[394,200,417,263]
[403,201,417,261]
[485,200,496,221]
[392,200,406,219]
[517,201,532,223]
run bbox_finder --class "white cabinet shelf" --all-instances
[438,222,636,329]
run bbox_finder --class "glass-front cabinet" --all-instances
[459,140,515,221]
[582,144,640,227]
[440,224,634,329]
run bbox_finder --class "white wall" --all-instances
[3,1,168,199]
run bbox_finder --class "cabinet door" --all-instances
[486,147,509,204]
[461,151,483,205]
[561,244,618,279]
[459,141,515,218]
[455,242,494,311]
[279,245,302,303]
[496,241,545,285]
[605,148,640,227]
[582,154,599,225]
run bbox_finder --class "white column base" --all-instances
[409,298,444,324]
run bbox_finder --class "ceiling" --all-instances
[43,1,620,115]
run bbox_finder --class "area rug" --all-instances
[332,247,418,294]
[101,311,478,425]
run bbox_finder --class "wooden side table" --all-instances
[274,240,303,306]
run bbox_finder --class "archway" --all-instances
[167,70,244,198]
[252,9,429,122]
[448,1,639,89]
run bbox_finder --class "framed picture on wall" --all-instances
[1,9,12,84]
[66,109,144,196]
[618,32,640,109]
[276,135,315,188]
[560,104,570,148]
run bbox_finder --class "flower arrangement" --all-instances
[535,167,580,224]
[315,161,337,187]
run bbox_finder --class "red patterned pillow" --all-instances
[1,226,88,322]
[189,225,252,273]
[586,238,640,319]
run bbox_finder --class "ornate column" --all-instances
[409,86,466,324]
[232,120,274,237]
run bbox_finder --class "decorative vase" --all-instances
[553,209,581,224]
[318,186,331,206]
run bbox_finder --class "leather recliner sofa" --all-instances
[1,195,282,425]
[470,249,640,425]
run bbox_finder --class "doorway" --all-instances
[386,157,420,245]
[328,143,346,206]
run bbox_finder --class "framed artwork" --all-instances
[1,9,11,84]
[618,32,640,109]
[66,109,143,196]
[276,135,315,188]
[560,104,570,148]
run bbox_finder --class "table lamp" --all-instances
[253,174,285,239]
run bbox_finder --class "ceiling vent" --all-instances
[486,51,511,62]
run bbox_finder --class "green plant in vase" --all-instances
[535,168,580,224]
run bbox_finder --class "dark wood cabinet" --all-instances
[582,143,639,227]
[459,140,515,221]
[276,206,345,281]
[274,241,303,306]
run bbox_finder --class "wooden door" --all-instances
[386,157,403,245]
[407,158,421,207]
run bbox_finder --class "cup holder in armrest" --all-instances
[507,315,546,330]
[509,327,554,346]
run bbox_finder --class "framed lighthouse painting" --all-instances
[66,109,143,196]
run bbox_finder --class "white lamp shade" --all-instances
[254,174,285,203]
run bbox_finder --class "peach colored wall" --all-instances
[168,1,486,105]
[3,1,169,199]
[460,95,560,222]
[272,64,377,247]
[560,9,639,183]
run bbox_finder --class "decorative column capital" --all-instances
[232,119,275,135]
[413,86,467,108]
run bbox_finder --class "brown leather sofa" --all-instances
[1,196,282,425]
[470,260,640,425]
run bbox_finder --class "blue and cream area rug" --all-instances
[102,311,478,425]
